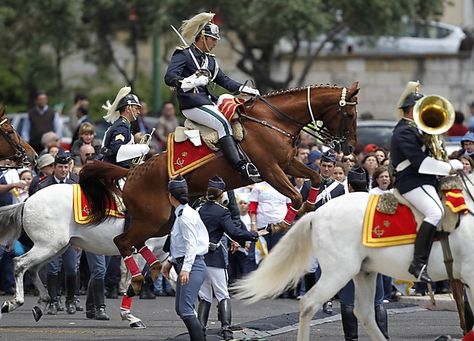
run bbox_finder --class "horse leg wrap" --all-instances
[138,247,161,282]
[121,294,132,311]
[283,206,298,225]
[306,187,319,205]
[124,256,141,278]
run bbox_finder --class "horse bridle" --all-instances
[240,87,357,146]
[0,118,30,168]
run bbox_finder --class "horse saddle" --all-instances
[376,176,467,233]
[173,95,247,151]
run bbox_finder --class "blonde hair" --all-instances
[79,122,95,136]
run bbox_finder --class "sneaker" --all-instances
[65,300,76,314]
[383,299,390,304]
[46,302,58,315]
[74,297,84,312]
[323,301,333,315]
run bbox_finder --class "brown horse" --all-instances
[80,82,360,293]
[0,106,36,168]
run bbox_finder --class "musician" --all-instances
[390,81,463,283]
[197,176,268,340]
[164,12,260,181]
[101,86,150,169]
[162,175,209,341]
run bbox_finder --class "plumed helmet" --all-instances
[207,175,226,191]
[202,23,220,40]
[399,92,424,110]
[394,81,424,119]
[116,93,141,111]
[461,131,474,145]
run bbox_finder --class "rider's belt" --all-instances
[396,159,411,172]
[174,255,204,264]
[208,242,220,252]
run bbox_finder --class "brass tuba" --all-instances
[413,95,455,161]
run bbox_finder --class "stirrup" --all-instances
[240,162,260,182]
[409,263,433,283]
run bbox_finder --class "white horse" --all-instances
[0,184,172,327]
[234,175,474,341]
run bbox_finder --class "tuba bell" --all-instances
[413,95,455,161]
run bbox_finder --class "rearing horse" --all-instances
[0,106,36,168]
[80,82,360,292]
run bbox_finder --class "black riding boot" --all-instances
[65,274,77,314]
[46,274,59,315]
[408,222,436,283]
[465,300,474,333]
[197,300,212,334]
[182,315,206,341]
[341,304,358,341]
[85,279,95,319]
[219,135,260,181]
[375,304,389,339]
[218,299,233,341]
[92,279,110,320]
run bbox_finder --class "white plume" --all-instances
[103,86,131,123]
[180,12,215,44]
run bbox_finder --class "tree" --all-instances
[157,0,445,91]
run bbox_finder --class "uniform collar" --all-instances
[175,203,188,217]
[119,115,131,127]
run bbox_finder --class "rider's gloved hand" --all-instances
[194,75,209,87]
[138,144,150,155]
[181,74,198,92]
[239,85,260,96]
[449,159,463,172]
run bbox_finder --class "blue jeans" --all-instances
[47,246,78,276]
[0,246,14,292]
[339,273,384,306]
[174,256,207,319]
[85,252,109,280]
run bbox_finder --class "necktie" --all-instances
[59,180,64,184]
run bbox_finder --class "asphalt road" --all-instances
[0,295,463,341]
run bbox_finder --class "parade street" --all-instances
[0,295,462,340]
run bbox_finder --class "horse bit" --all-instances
[0,118,30,168]
[240,87,357,147]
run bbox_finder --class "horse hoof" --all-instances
[1,302,9,314]
[32,306,43,322]
[130,320,146,329]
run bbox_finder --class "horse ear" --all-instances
[349,81,360,98]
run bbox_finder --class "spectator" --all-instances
[48,145,60,157]
[361,153,379,190]
[374,148,388,165]
[70,122,101,165]
[29,153,55,196]
[363,143,378,155]
[306,150,322,172]
[342,154,357,173]
[71,106,90,146]
[23,91,62,153]
[460,155,474,174]
[38,131,60,157]
[295,144,310,164]
[370,166,393,195]
[452,131,474,160]
[155,101,180,151]
[448,111,468,137]
[72,144,96,174]
[69,93,90,135]
[18,169,33,202]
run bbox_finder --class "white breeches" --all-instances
[402,185,444,226]
[182,105,232,139]
[198,266,230,303]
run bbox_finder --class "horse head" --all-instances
[312,81,359,154]
[0,106,37,168]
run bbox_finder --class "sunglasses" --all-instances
[85,153,96,157]
[343,158,355,162]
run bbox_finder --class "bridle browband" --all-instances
[0,118,30,169]
[240,86,357,146]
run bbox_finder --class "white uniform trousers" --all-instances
[182,105,232,139]
[198,266,230,303]
[402,184,444,226]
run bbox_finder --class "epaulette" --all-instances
[214,202,228,210]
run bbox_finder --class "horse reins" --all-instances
[240,87,357,146]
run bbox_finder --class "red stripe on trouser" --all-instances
[124,256,141,277]
[307,187,319,205]
[283,206,298,225]
[121,294,132,310]
[139,246,158,266]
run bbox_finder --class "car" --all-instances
[345,21,466,55]
[356,120,396,150]
[8,112,72,150]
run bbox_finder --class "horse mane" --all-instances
[262,84,341,98]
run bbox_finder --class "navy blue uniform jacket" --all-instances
[102,116,132,168]
[164,44,241,110]
[198,200,258,268]
[390,118,437,194]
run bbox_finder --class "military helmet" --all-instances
[202,23,220,40]
[117,94,141,111]
[399,92,424,110]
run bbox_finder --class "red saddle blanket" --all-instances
[73,184,125,225]
[362,194,417,247]
[167,133,216,177]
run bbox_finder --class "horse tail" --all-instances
[233,212,315,303]
[0,203,24,248]
[79,161,129,225]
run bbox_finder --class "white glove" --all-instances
[181,74,198,92]
[194,75,209,87]
[116,144,150,163]
[449,159,464,171]
[137,144,150,155]
[239,85,260,96]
